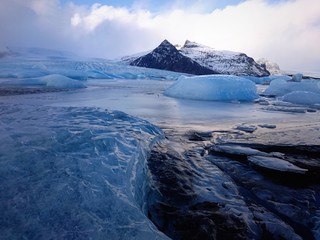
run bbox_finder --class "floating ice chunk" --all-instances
[263,78,320,96]
[282,91,320,106]
[234,123,257,133]
[41,74,86,88]
[258,124,276,129]
[164,75,258,101]
[247,156,308,174]
[291,73,303,82]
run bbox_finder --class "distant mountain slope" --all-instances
[0,45,11,58]
[180,40,269,77]
[256,58,282,75]
[130,40,217,75]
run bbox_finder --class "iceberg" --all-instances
[164,75,258,101]
[282,91,320,106]
[263,78,320,97]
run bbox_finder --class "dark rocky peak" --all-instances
[153,39,179,56]
[130,40,217,75]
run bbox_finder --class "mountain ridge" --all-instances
[130,40,217,75]
[126,40,270,77]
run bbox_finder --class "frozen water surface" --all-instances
[1,57,320,239]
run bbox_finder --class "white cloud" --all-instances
[0,0,319,72]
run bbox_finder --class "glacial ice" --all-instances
[0,104,168,239]
[263,78,320,97]
[282,91,320,105]
[243,75,291,84]
[164,75,258,101]
[42,74,87,88]
[0,58,182,83]
[1,74,86,89]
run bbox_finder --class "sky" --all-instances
[0,0,319,72]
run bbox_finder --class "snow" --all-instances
[164,75,258,102]
[247,156,308,174]
[179,40,268,76]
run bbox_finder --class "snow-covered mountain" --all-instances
[129,40,217,75]
[126,40,270,77]
[180,40,270,77]
[256,58,282,75]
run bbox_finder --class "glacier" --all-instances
[1,51,320,239]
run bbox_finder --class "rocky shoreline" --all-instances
[146,124,320,240]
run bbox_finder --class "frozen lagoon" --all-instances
[1,58,320,239]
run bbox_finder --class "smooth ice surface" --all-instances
[247,156,308,173]
[164,75,258,101]
[0,104,168,239]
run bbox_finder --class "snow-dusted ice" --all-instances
[164,75,258,101]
